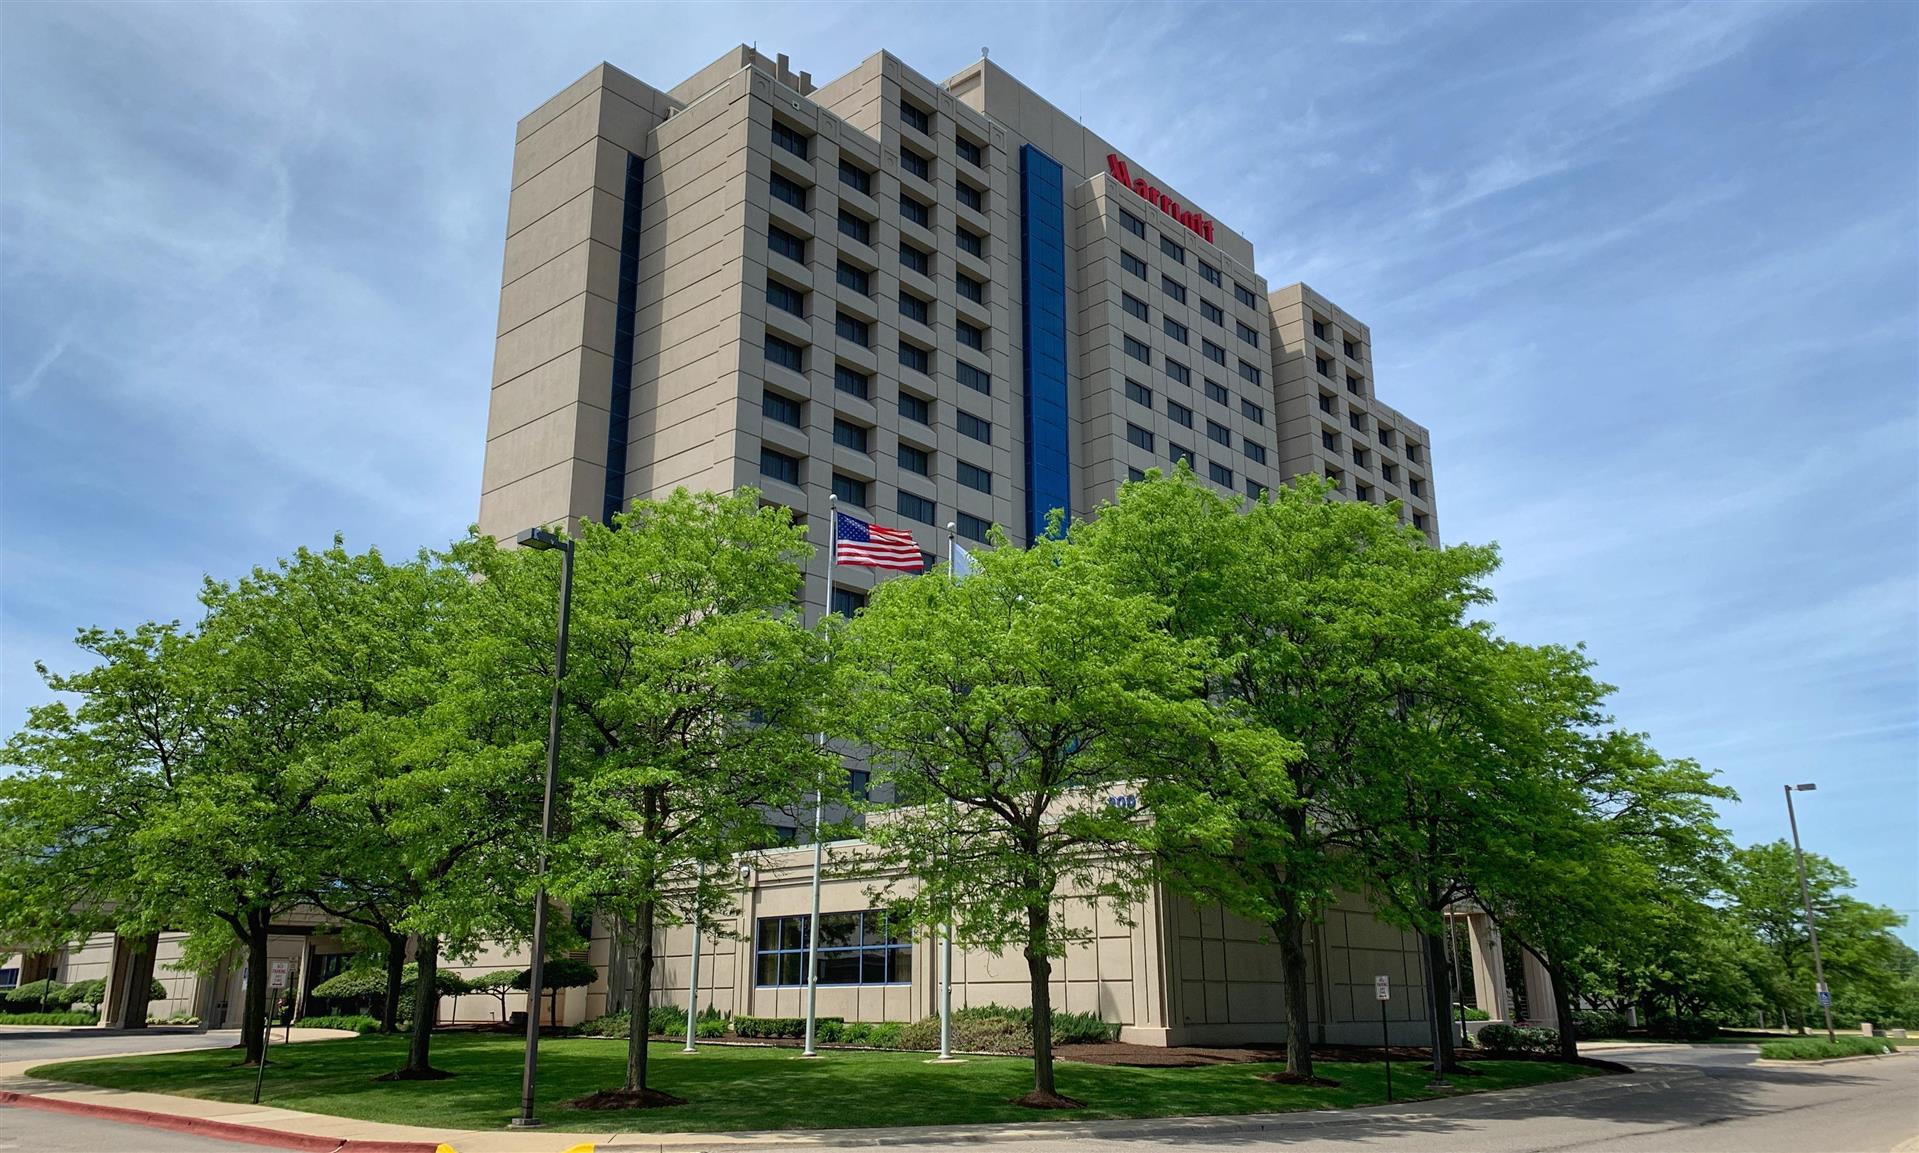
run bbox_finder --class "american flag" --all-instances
[834,511,923,571]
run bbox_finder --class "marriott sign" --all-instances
[1105,153,1215,244]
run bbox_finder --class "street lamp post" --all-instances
[511,525,575,1129]
[1783,783,1837,1045]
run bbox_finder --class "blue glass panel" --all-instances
[1020,144,1071,542]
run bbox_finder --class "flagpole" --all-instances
[802,494,836,1060]
[936,523,958,1062]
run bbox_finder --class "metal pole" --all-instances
[1784,786,1837,1044]
[684,864,704,1053]
[251,990,275,1105]
[801,774,825,1057]
[1381,998,1393,1103]
[938,922,953,1060]
[513,537,573,1129]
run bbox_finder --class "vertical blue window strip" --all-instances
[1019,144,1071,540]
[603,153,645,525]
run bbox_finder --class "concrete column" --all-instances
[1466,915,1510,1021]
[1522,950,1558,1027]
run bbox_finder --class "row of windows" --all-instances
[1312,396,1428,462]
[1317,428,1430,494]
[1124,417,1268,467]
[1115,207,1256,305]
[1115,258,1264,360]
[762,384,989,446]
[1310,315,1367,362]
[756,911,911,987]
[1124,376,1262,426]
[770,171,992,270]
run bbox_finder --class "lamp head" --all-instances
[517,526,566,552]
[1792,783,1818,792]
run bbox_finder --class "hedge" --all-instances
[61,978,168,1010]
[1473,1023,1562,1055]
[1758,1035,1893,1061]
[1571,1010,1631,1040]
[735,1015,842,1038]
[0,1011,99,1026]
[292,1014,382,1034]
[5,980,69,1008]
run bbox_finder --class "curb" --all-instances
[0,1089,446,1153]
[1753,1048,1911,1067]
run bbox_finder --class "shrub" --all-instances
[574,1010,631,1038]
[734,1015,840,1038]
[510,957,596,992]
[1053,1009,1120,1044]
[898,1013,1030,1053]
[1454,1003,1491,1021]
[864,1021,905,1048]
[60,978,168,1011]
[0,1011,98,1026]
[291,1014,380,1034]
[1472,1023,1561,1056]
[695,1015,727,1039]
[1571,1010,1630,1040]
[646,1005,685,1036]
[148,1013,200,1025]
[1759,1036,1892,1061]
[5,980,69,1008]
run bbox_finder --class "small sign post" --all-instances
[252,962,291,1105]
[1376,975,1393,1103]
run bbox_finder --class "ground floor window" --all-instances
[755,910,911,987]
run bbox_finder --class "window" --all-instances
[1127,423,1155,452]
[838,209,871,245]
[1200,299,1224,325]
[770,172,808,211]
[1243,438,1268,465]
[764,333,804,373]
[1161,275,1187,304]
[832,473,869,507]
[1121,251,1148,279]
[759,446,800,485]
[897,489,936,524]
[899,443,930,475]
[1344,338,1361,359]
[900,147,930,181]
[898,342,930,374]
[1316,356,1332,377]
[834,419,871,453]
[1352,446,1368,467]
[762,390,802,428]
[1347,374,1363,395]
[839,158,873,195]
[1246,478,1267,500]
[1234,283,1259,308]
[768,225,806,263]
[1408,443,1424,463]
[1125,378,1153,407]
[1209,461,1234,487]
[958,410,992,444]
[958,460,993,494]
[1199,261,1222,287]
[1170,443,1195,467]
[1207,420,1231,446]
[1348,410,1367,432]
[956,136,984,167]
[1202,338,1226,366]
[956,227,985,258]
[1123,335,1150,364]
[1318,393,1336,414]
[835,364,871,400]
[1412,512,1429,532]
[956,511,990,542]
[1379,429,1396,449]
[1237,321,1261,347]
[1160,234,1185,263]
[1204,379,1230,406]
[1119,210,1147,239]
[1166,359,1191,386]
[900,391,931,425]
[1380,462,1398,483]
[1410,477,1426,497]
[957,361,992,395]
[957,320,985,351]
[836,260,871,295]
[1322,429,1339,451]
[1312,318,1327,339]
[900,99,931,134]
[836,312,871,347]
[956,181,984,213]
[1241,398,1265,425]
[831,587,867,617]
[756,910,910,986]
[1163,316,1189,344]
[772,121,809,160]
[1122,293,1149,321]
[1326,468,1343,488]
[899,293,930,325]
[1129,466,1147,482]
[1238,359,1263,386]
[1355,482,1373,503]
[900,243,930,276]
[1167,399,1193,428]
[899,193,930,229]
[766,280,805,317]
[957,273,985,303]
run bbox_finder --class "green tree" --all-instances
[468,490,829,1103]
[835,520,1215,1106]
[467,969,524,1024]
[1730,842,1907,1031]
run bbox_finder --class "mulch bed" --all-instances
[566,1087,688,1110]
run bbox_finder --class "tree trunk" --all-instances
[378,931,407,1033]
[1424,929,1461,1072]
[625,901,658,1093]
[1547,960,1577,1061]
[1273,891,1316,1079]
[120,933,160,1029]
[242,914,270,1065]
[1022,903,1060,1101]
[401,935,441,1076]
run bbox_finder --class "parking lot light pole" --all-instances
[1784,783,1837,1045]
[511,525,575,1128]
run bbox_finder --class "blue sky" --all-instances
[3,2,1914,937]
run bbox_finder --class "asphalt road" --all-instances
[0,1026,244,1064]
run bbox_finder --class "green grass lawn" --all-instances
[30,1035,1597,1133]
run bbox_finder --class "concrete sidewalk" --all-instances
[0,1053,1709,1153]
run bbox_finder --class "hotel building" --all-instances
[6,48,1526,1050]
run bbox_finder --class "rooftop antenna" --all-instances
[982,46,989,60]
